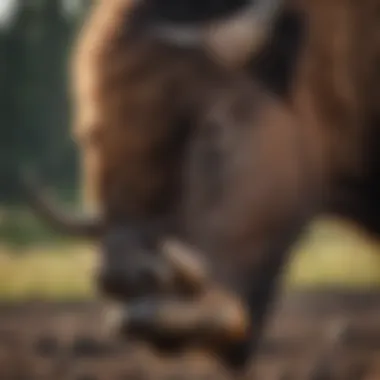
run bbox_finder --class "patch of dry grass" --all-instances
[0,243,97,301]
[286,216,380,289]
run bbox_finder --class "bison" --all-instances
[21,0,380,372]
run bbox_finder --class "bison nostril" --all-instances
[97,265,172,300]
[97,271,131,300]
[96,266,162,300]
[96,253,175,300]
[130,255,175,294]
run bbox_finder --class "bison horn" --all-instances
[20,169,104,239]
[159,239,209,294]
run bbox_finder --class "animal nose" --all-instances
[97,269,133,300]
[96,257,174,300]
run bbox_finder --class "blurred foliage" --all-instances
[0,205,87,247]
[0,0,88,204]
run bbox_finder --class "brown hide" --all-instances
[286,0,380,236]
[58,0,380,366]
[68,0,324,350]
[290,0,380,178]
[70,0,323,251]
[181,80,318,290]
[72,0,380,227]
[21,0,380,369]
[70,0,281,221]
[71,0,205,219]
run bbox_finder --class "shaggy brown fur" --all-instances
[286,0,380,235]
[72,0,204,219]
[290,0,380,184]
[290,0,380,235]
[70,0,271,221]
[66,0,324,367]
[69,0,324,259]
[55,0,380,369]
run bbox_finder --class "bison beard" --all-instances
[21,0,380,373]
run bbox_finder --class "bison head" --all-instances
[20,170,251,365]
[20,170,208,299]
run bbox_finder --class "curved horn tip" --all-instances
[160,239,209,291]
[101,303,126,337]
[18,167,103,239]
[218,298,251,342]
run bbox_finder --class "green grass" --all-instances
[1,214,380,301]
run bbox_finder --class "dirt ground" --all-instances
[1,290,380,380]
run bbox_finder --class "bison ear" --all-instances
[19,167,104,239]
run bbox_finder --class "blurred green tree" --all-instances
[0,0,88,204]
